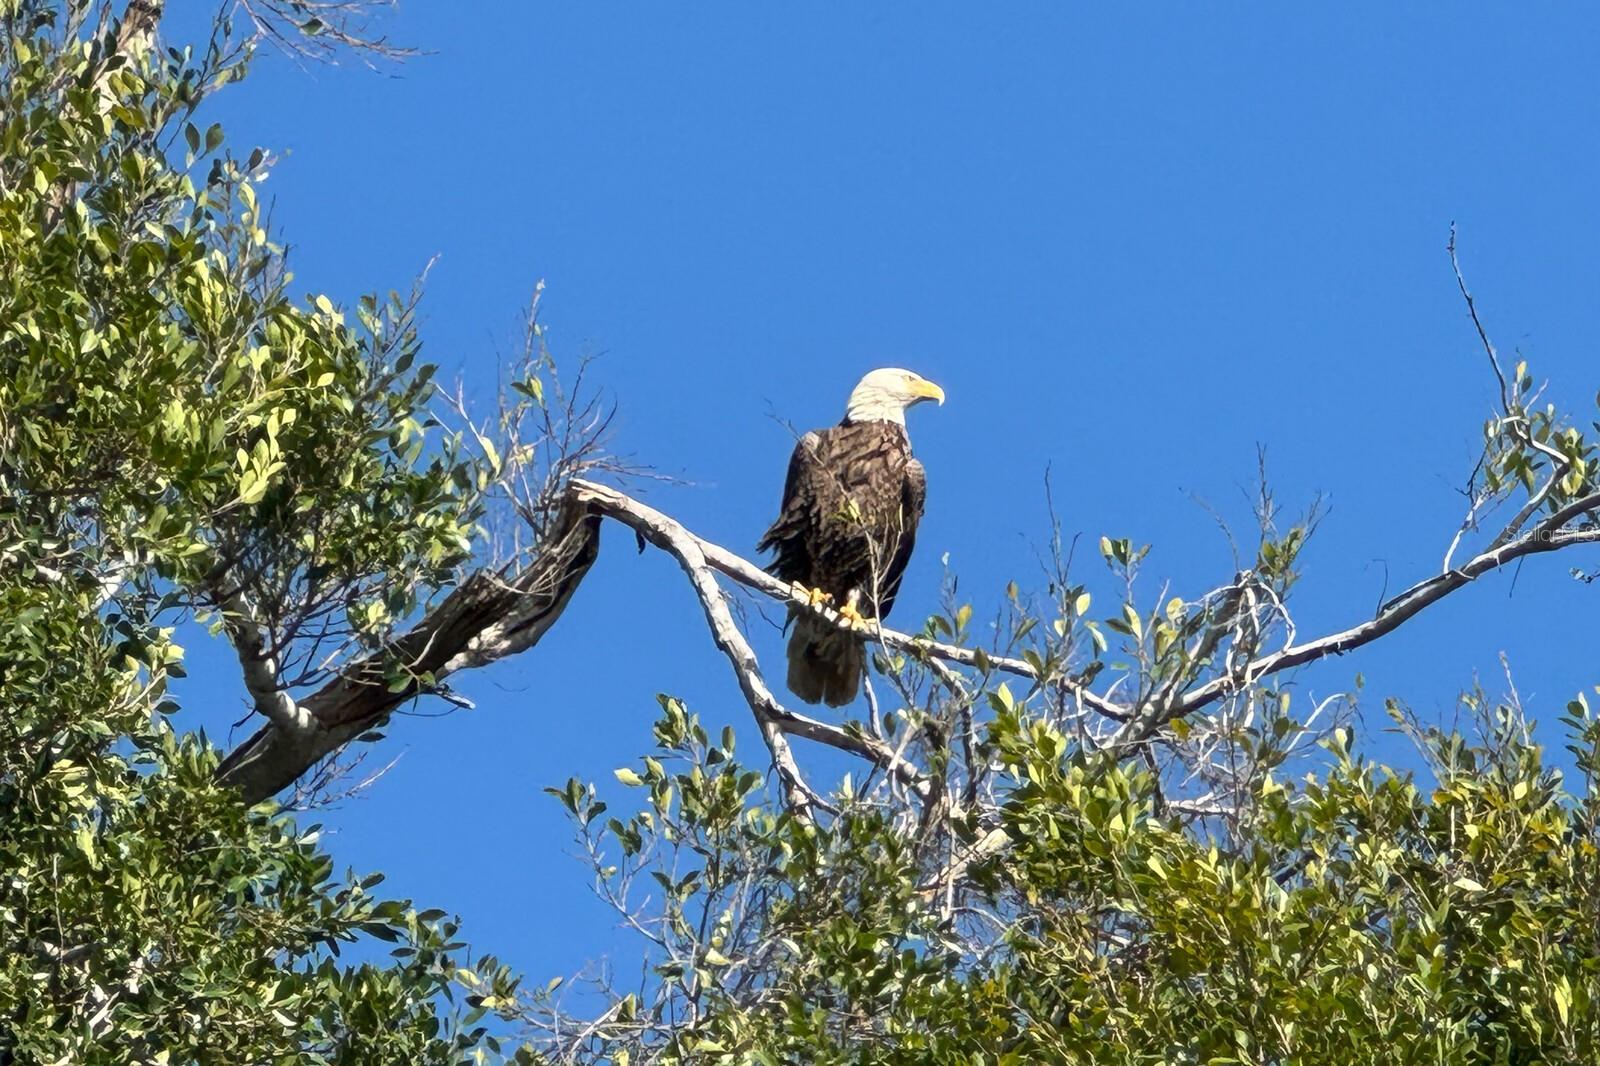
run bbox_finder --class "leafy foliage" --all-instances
[540,688,1600,1065]
[0,4,528,1062]
[0,583,507,1063]
[0,5,479,667]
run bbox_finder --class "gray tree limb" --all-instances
[568,482,826,818]
[566,480,1123,719]
[1118,490,1600,744]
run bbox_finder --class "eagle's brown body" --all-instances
[757,419,927,706]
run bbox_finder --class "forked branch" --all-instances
[214,504,602,803]
[1117,491,1600,744]
[568,481,929,810]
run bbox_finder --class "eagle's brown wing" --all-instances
[875,455,926,620]
[756,430,823,586]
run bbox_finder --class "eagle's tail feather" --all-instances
[786,611,864,708]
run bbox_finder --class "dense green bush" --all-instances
[0,4,520,1061]
[548,691,1600,1064]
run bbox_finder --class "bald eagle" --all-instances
[758,368,945,707]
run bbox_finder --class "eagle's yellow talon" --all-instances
[791,583,834,608]
[838,601,872,630]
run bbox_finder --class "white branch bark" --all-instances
[571,482,844,819]
[215,584,317,736]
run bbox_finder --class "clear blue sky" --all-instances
[171,4,1600,999]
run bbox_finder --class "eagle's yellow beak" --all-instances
[909,377,946,406]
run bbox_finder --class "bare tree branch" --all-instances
[569,483,829,819]
[231,0,417,64]
[566,480,1125,719]
[1449,222,1513,411]
[1118,490,1600,744]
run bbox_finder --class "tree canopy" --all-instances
[3,3,1600,1065]
[1,3,527,1061]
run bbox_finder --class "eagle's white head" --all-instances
[844,368,945,427]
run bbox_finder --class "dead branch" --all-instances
[1120,489,1600,744]
[230,0,416,64]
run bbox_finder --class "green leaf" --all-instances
[1122,604,1143,642]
